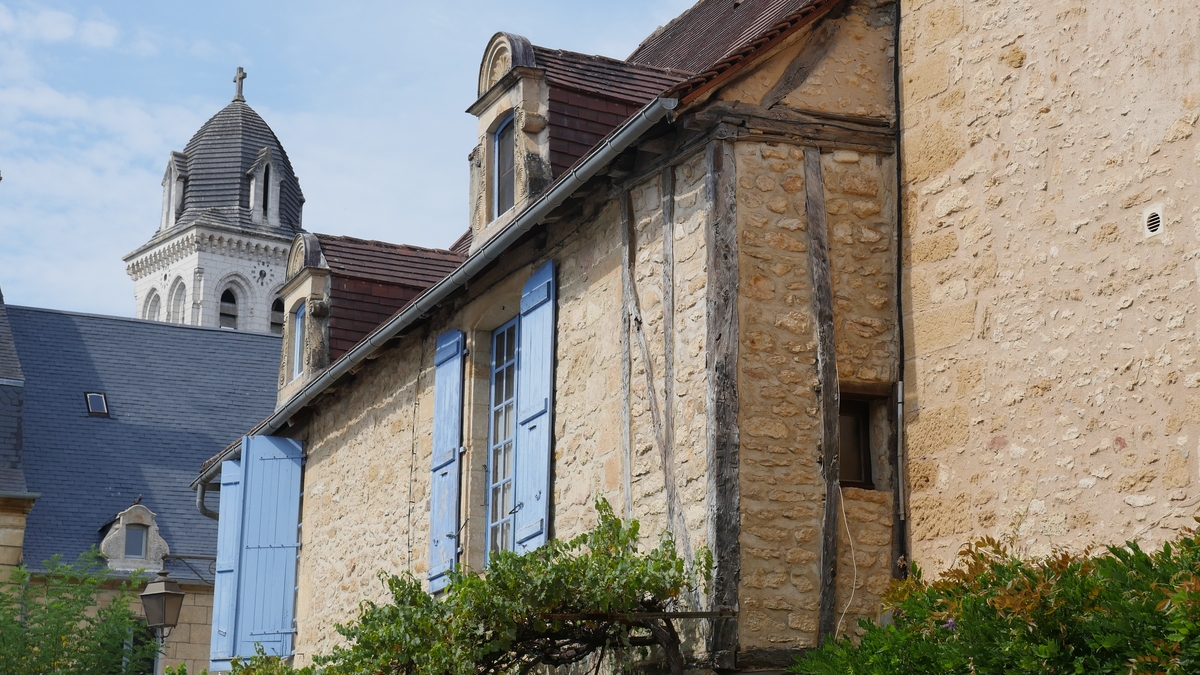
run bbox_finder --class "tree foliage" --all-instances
[792,531,1200,675]
[233,499,711,675]
[0,550,157,675]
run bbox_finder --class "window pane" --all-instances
[125,524,148,559]
[839,414,862,482]
[488,319,520,555]
[496,120,515,214]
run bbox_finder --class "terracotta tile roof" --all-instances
[450,229,472,256]
[533,46,691,106]
[630,0,817,74]
[313,234,465,290]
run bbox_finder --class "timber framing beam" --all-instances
[804,145,842,645]
[705,136,740,669]
[690,102,895,154]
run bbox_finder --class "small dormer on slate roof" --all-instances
[160,97,305,239]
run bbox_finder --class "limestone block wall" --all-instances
[900,0,1200,572]
[735,140,897,649]
[92,581,212,675]
[290,149,715,665]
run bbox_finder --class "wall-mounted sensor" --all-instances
[1144,204,1164,238]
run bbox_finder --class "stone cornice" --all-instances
[125,224,293,282]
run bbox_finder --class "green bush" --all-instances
[0,550,157,675]
[233,498,710,675]
[792,532,1200,675]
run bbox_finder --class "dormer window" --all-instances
[495,115,516,216]
[291,301,306,380]
[220,289,239,329]
[262,164,271,215]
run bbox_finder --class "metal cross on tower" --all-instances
[233,67,247,102]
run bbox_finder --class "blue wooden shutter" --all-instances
[236,435,303,659]
[429,330,465,592]
[210,459,244,670]
[514,261,556,552]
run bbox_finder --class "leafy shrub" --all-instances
[0,550,157,675]
[792,532,1200,675]
[234,498,710,675]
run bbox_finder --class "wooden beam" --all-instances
[621,191,692,562]
[661,164,678,552]
[705,139,740,669]
[690,102,896,153]
[805,145,842,645]
[621,193,634,521]
[760,14,842,110]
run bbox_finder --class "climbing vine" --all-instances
[231,498,711,675]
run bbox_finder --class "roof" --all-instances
[629,0,817,73]
[0,289,22,384]
[6,306,280,579]
[313,234,465,289]
[532,46,690,106]
[174,101,305,237]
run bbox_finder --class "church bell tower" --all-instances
[123,68,305,334]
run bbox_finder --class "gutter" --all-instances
[192,96,679,494]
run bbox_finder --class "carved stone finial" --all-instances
[233,66,248,102]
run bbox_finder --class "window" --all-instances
[220,289,239,329]
[144,291,162,322]
[167,281,187,324]
[487,319,519,553]
[125,524,148,559]
[839,399,874,489]
[270,299,285,335]
[494,116,515,217]
[291,302,306,380]
[262,164,271,216]
[86,392,109,417]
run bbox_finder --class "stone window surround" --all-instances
[248,152,282,229]
[99,503,170,572]
[275,267,329,400]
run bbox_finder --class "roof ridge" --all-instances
[314,232,463,256]
[531,44,695,77]
[5,305,283,337]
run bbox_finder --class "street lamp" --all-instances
[139,570,185,641]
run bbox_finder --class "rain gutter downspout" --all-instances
[192,96,679,500]
[893,0,910,568]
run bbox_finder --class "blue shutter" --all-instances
[236,436,303,659]
[210,459,244,671]
[429,330,465,592]
[514,261,556,552]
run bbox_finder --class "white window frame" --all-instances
[485,317,519,555]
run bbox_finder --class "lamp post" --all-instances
[140,570,185,641]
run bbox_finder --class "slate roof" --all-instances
[0,289,28,496]
[0,290,22,384]
[532,46,690,105]
[628,0,819,74]
[314,234,465,289]
[6,306,280,580]
[173,101,304,238]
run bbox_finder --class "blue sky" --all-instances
[0,0,691,316]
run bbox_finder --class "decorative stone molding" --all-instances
[99,504,169,572]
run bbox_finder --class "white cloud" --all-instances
[0,4,119,48]
[78,19,118,48]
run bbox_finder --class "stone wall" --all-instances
[290,150,715,665]
[734,140,898,650]
[900,0,1200,572]
[156,584,214,674]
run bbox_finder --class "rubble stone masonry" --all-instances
[900,0,1200,572]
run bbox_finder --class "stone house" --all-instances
[194,0,1200,671]
[196,0,903,669]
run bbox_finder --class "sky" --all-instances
[0,0,692,317]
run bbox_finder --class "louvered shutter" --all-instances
[236,436,303,658]
[429,330,466,593]
[210,459,243,670]
[514,261,556,552]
